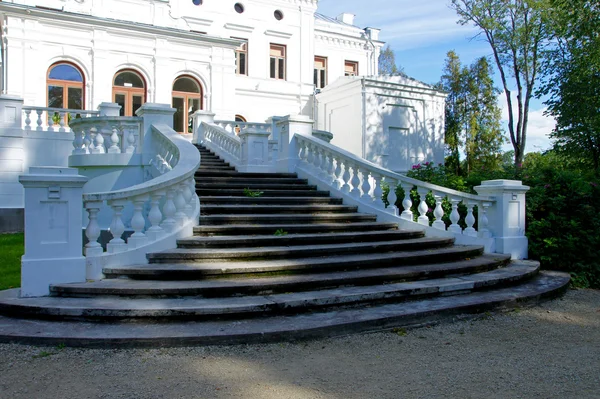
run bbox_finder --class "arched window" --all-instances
[112,70,146,117]
[235,115,247,122]
[172,76,203,134]
[47,62,84,110]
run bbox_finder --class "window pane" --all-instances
[132,95,144,116]
[114,71,145,88]
[278,59,285,79]
[48,86,64,108]
[314,69,318,86]
[49,64,83,82]
[114,94,126,116]
[320,70,326,88]
[68,87,83,110]
[239,53,247,75]
[173,77,200,93]
[270,58,276,79]
[188,98,201,133]
[172,97,184,133]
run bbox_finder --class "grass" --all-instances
[0,233,24,290]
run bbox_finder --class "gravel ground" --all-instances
[0,289,599,399]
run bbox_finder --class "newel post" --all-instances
[97,102,121,117]
[191,110,216,144]
[0,95,23,128]
[136,103,176,155]
[277,114,314,173]
[238,128,272,173]
[475,180,530,259]
[19,167,89,297]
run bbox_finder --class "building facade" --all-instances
[0,0,384,131]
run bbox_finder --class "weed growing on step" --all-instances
[243,188,264,197]
[274,229,288,236]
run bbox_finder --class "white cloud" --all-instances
[498,93,555,153]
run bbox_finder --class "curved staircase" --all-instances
[0,145,570,347]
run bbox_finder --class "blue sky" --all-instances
[317,0,554,153]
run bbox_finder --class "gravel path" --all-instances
[1,289,599,399]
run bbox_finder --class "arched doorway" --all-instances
[112,70,146,117]
[172,76,202,134]
[47,62,84,110]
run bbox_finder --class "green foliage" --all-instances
[538,0,600,175]
[378,45,404,76]
[243,188,263,197]
[440,51,505,174]
[0,233,23,290]
[274,229,288,236]
[450,0,548,167]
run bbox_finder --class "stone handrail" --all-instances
[214,120,272,135]
[294,133,497,238]
[201,121,242,168]
[70,116,143,155]
[23,106,100,132]
[83,123,200,262]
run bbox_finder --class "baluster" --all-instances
[146,191,165,241]
[371,173,385,209]
[350,164,361,198]
[181,181,194,219]
[174,184,188,225]
[479,202,492,238]
[400,183,413,221]
[341,161,351,194]
[93,129,105,154]
[71,130,84,155]
[128,195,149,248]
[325,152,336,186]
[88,127,97,153]
[313,147,323,178]
[448,198,462,234]
[161,188,177,232]
[385,178,399,215]
[58,111,67,132]
[125,125,136,154]
[318,149,329,182]
[36,110,43,131]
[84,201,104,257]
[47,112,55,132]
[306,143,315,172]
[432,194,446,230]
[360,169,372,201]
[107,200,127,253]
[24,109,32,130]
[464,202,477,237]
[417,188,430,226]
[83,127,92,154]
[332,156,343,190]
[108,127,120,153]
[188,177,198,213]
[298,140,308,164]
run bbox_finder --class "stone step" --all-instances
[196,177,309,185]
[193,221,399,236]
[104,245,485,279]
[148,237,455,263]
[200,161,230,166]
[197,166,236,171]
[195,171,298,178]
[0,263,540,321]
[200,204,358,215]
[0,272,570,347]
[198,213,377,225]
[196,189,331,197]
[196,183,318,191]
[51,254,512,298]
[199,196,344,205]
[178,230,424,249]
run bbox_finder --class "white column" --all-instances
[19,167,88,297]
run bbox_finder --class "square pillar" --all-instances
[238,128,272,173]
[0,95,23,128]
[19,167,89,297]
[475,180,530,259]
[192,110,216,144]
[277,114,314,173]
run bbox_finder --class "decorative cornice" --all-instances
[265,30,293,39]
[224,23,255,33]
[314,34,365,50]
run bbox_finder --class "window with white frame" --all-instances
[269,44,286,80]
[344,61,359,76]
[314,56,327,89]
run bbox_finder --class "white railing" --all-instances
[70,117,143,155]
[23,106,100,132]
[83,123,200,277]
[201,122,242,167]
[214,120,272,136]
[294,134,496,238]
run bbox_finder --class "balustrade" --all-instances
[22,107,99,132]
[70,117,142,156]
[295,134,497,239]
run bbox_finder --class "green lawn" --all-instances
[0,233,23,290]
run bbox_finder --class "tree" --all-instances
[450,0,547,168]
[539,0,600,175]
[439,51,504,174]
[378,45,404,75]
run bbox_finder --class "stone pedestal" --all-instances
[277,114,314,173]
[97,102,121,117]
[0,95,23,128]
[475,180,530,259]
[192,110,216,144]
[238,128,271,173]
[19,167,88,297]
